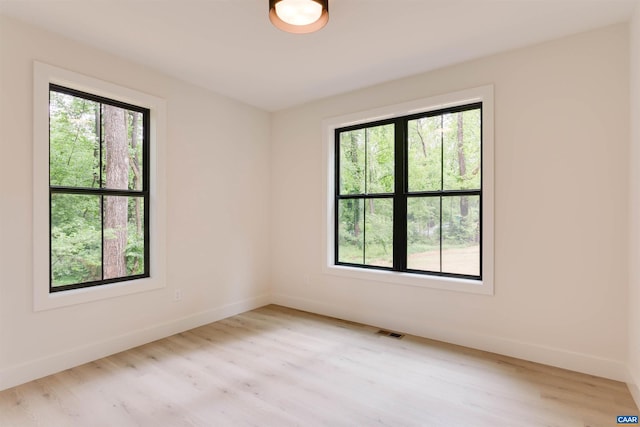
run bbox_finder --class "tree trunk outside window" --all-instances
[103,105,128,279]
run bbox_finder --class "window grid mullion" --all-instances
[99,102,103,189]
[334,129,340,265]
[100,195,104,281]
[439,196,443,273]
[440,114,444,192]
[99,102,104,281]
[336,193,393,200]
[406,189,481,197]
[50,186,147,197]
[393,118,407,271]
[439,114,444,272]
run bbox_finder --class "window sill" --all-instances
[34,276,165,311]
[323,264,493,295]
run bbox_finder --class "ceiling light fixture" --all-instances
[269,0,329,34]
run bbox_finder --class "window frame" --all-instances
[334,102,483,280]
[49,84,151,292]
[34,62,167,311]
[322,85,494,295]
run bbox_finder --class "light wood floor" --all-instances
[0,305,637,427]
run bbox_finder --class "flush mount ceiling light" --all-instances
[269,0,329,34]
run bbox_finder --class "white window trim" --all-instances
[33,62,167,311]
[322,85,494,295]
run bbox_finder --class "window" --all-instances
[336,103,482,279]
[34,62,167,311]
[49,85,150,292]
[323,86,493,294]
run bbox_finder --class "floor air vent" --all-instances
[376,330,405,339]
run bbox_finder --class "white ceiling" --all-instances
[1,0,637,111]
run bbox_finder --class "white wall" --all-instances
[0,16,271,390]
[271,24,630,381]
[628,4,640,407]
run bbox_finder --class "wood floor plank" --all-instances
[0,305,637,427]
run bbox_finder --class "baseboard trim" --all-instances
[272,293,627,382]
[0,294,270,392]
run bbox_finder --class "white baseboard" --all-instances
[0,294,270,392]
[272,293,628,382]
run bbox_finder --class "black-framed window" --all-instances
[49,84,150,292]
[335,102,482,280]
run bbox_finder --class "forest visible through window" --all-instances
[49,85,149,291]
[336,103,482,279]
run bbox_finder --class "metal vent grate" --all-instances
[376,330,405,339]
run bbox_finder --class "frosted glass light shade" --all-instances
[276,0,322,25]
[269,0,329,34]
